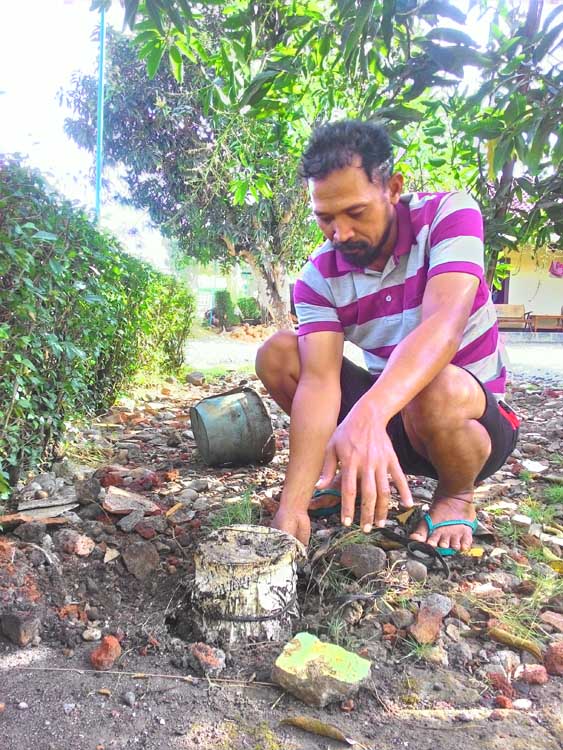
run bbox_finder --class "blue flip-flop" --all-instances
[422,513,479,557]
[309,488,342,518]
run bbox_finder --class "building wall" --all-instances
[507,248,563,314]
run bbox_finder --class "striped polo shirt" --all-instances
[294,191,507,396]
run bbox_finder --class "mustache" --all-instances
[334,240,373,254]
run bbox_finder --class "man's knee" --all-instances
[404,365,480,425]
[255,330,298,381]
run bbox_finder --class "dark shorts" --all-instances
[338,358,520,484]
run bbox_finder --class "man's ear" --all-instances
[388,173,404,204]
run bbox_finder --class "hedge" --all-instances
[0,156,195,492]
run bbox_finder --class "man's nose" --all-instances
[333,220,354,243]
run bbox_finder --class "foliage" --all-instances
[99,0,562,283]
[237,296,261,321]
[214,289,239,327]
[0,156,195,490]
[63,31,318,328]
[209,487,258,529]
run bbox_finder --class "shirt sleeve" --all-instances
[294,259,343,336]
[427,192,485,281]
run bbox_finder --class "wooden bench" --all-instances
[494,304,532,330]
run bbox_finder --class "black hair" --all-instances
[300,119,393,184]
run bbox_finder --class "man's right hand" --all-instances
[271,506,311,546]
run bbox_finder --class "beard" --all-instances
[334,212,395,268]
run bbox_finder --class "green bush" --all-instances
[0,156,195,490]
[214,289,239,327]
[237,296,261,321]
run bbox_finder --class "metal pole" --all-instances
[94,6,106,223]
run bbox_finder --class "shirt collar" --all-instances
[333,196,415,273]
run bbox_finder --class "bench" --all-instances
[494,304,532,330]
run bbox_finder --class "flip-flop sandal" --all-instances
[421,513,479,557]
[308,488,342,518]
[379,528,450,577]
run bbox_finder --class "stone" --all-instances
[90,635,122,671]
[82,627,102,642]
[176,489,199,504]
[339,544,387,579]
[408,594,453,645]
[422,643,449,667]
[13,521,47,544]
[186,371,206,386]
[183,479,209,493]
[544,641,563,676]
[390,609,415,630]
[447,640,474,666]
[517,665,548,685]
[415,671,480,706]
[494,649,521,677]
[512,698,533,710]
[186,642,226,677]
[52,529,95,557]
[75,477,102,505]
[121,541,160,580]
[405,559,427,583]
[1,612,41,647]
[511,514,532,529]
[123,691,136,708]
[540,611,563,633]
[271,632,371,708]
[412,487,433,501]
[102,486,160,516]
[117,510,145,533]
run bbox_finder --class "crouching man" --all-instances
[256,119,519,552]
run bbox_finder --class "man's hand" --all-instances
[316,403,412,532]
[271,506,311,546]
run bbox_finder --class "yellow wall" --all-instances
[507,249,563,314]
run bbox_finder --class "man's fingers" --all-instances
[359,467,377,533]
[315,443,338,490]
[340,463,358,527]
[390,457,412,508]
[373,467,390,527]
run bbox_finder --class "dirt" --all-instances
[1,367,563,750]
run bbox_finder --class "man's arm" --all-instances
[319,272,479,529]
[271,330,344,544]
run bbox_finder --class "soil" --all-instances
[1,362,563,750]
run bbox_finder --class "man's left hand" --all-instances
[315,404,412,532]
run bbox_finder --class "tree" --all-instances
[64,32,320,327]
[95,0,561,285]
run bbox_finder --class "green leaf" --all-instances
[533,22,563,63]
[528,116,553,175]
[33,230,57,241]
[343,0,373,65]
[146,43,166,79]
[418,0,466,24]
[169,45,183,83]
[123,0,139,30]
[428,157,447,167]
[425,28,476,46]
[240,69,280,107]
[376,105,424,122]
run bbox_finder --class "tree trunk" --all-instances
[242,252,294,330]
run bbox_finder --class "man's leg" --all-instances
[402,365,491,552]
[255,330,300,415]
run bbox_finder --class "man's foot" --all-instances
[409,491,476,552]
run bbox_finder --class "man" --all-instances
[256,120,519,551]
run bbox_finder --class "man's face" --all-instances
[309,157,403,269]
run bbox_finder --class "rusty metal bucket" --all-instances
[189,386,275,466]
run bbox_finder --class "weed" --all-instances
[469,566,563,644]
[526,546,555,564]
[402,638,435,662]
[519,497,557,525]
[550,454,563,466]
[209,487,259,529]
[544,485,563,505]
[497,521,524,546]
[519,469,533,483]
[324,614,355,648]
[62,439,111,468]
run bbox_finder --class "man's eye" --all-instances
[349,211,363,218]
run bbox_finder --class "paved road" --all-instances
[186,333,563,384]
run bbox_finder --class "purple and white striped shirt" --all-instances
[294,191,507,396]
